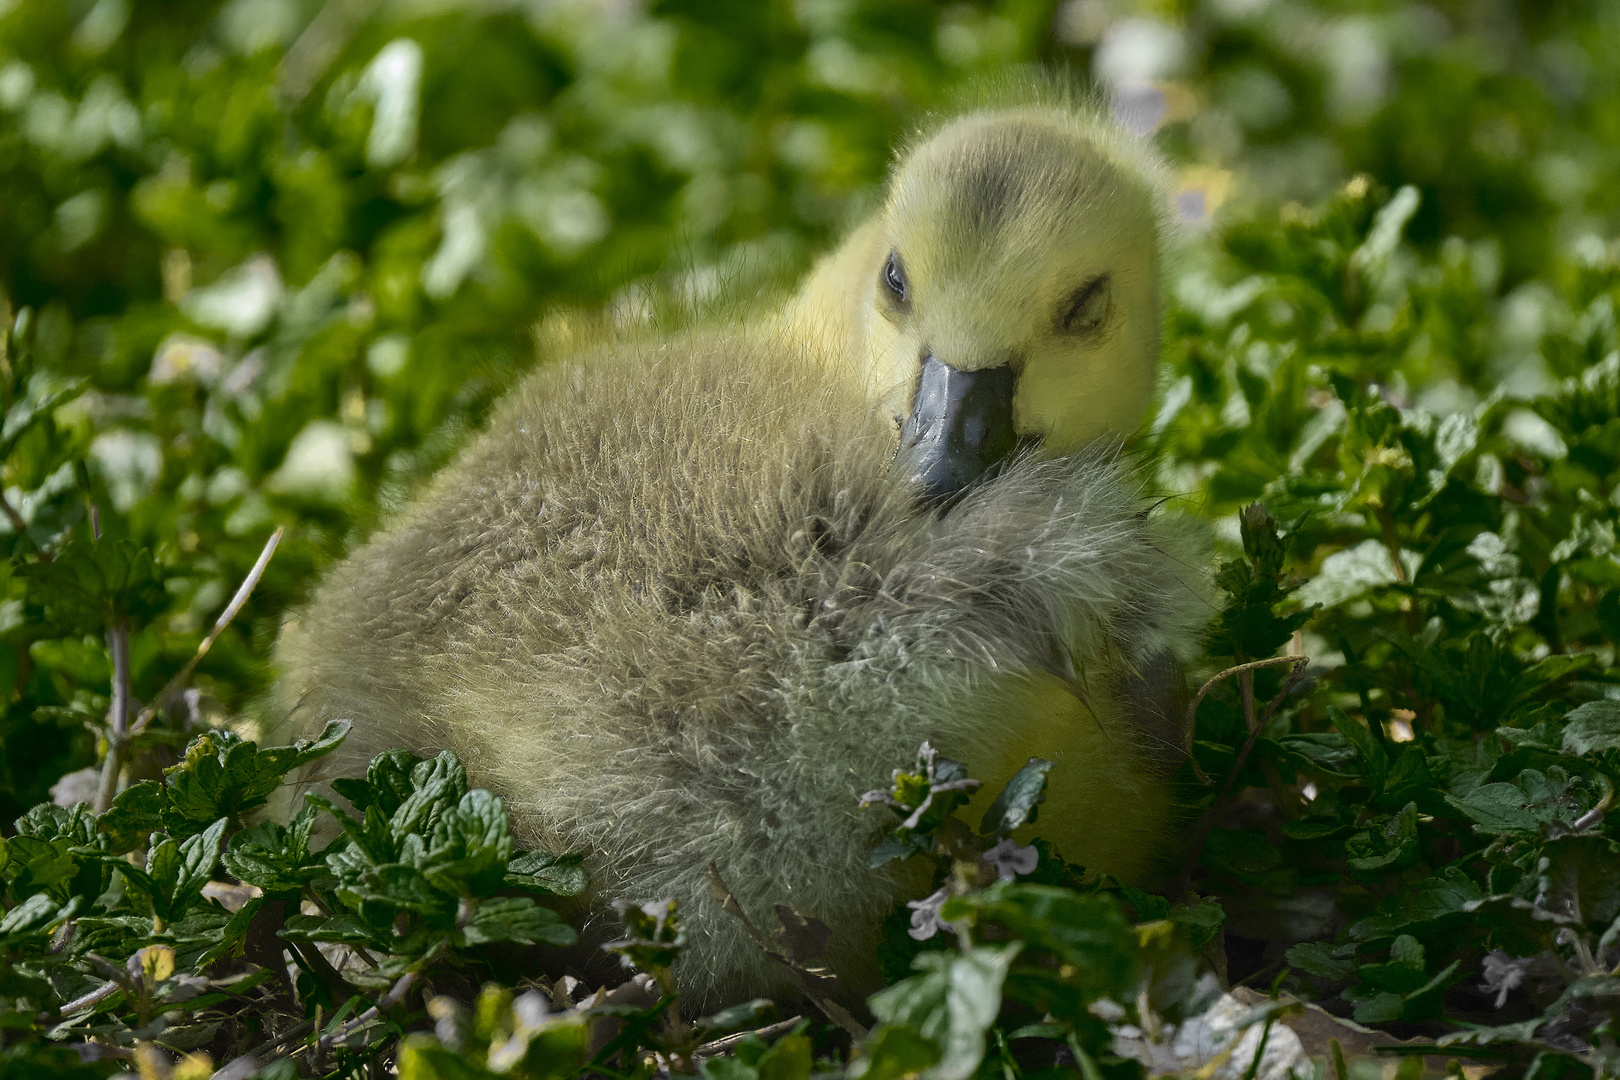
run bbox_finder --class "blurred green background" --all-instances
[1,0,1618,821]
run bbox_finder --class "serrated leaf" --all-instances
[332,749,421,817]
[164,721,350,829]
[458,897,575,947]
[223,805,326,895]
[1328,706,1388,790]
[1563,700,1620,757]
[99,781,169,853]
[0,892,66,941]
[503,850,587,897]
[940,883,1137,1002]
[421,789,510,895]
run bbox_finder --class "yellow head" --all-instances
[860,107,1165,497]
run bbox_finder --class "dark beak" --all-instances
[895,356,1018,501]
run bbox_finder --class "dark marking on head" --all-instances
[938,121,1089,241]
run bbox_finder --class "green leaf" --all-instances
[1357,934,1429,993]
[194,896,267,971]
[222,804,326,894]
[457,897,575,947]
[1329,706,1389,790]
[1538,835,1620,928]
[756,1031,812,1080]
[503,850,587,897]
[1346,802,1420,871]
[1446,777,1560,837]
[852,1024,941,1080]
[331,749,422,817]
[397,1033,500,1080]
[941,884,1138,1003]
[164,722,349,830]
[866,945,1020,1080]
[389,752,469,845]
[1286,941,1355,981]
[978,758,1052,836]
[280,913,386,949]
[1563,700,1620,757]
[422,790,511,896]
[99,781,169,854]
[0,892,68,942]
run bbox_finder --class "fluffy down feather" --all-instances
[267,327,1206,1007]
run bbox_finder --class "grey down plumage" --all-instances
[268,330,1207,1005]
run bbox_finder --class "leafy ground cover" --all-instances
[3,0,1620,1077]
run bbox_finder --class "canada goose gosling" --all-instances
[786,99,1166,499]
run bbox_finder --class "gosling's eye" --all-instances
[883,251,909,304]
[1059,274,1111,335]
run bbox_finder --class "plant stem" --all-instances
[129,525,283,737]
[0,488,28,541]
[1182,656,1304,755]
[708,861,867,1039]
[1173,657,1311,902]
[93,619,131,814]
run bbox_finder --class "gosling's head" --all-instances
[870,107,1165,500]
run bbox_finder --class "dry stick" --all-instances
[129,526,283,739]
[706,862,868,1040]
[695,1016,806,1058]
[1173,657,1311,904]
[54,978,123,1018]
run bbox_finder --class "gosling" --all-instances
[781,95,1197,848]
[269,101,1206,1007]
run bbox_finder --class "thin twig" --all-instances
[0,488,28,539]
[1571,774,1614,832]
[243,1019,316,1060]
[695,1016,805,1058]
[1173,657,1311,902]
[54,979,122,1017]
[93,620,132,814]
[316,970,418,1053]
[130,526,283,737]
[707,862,867,1039]
[1182,656,1305,749]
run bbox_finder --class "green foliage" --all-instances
[1158,177,1620,1073]
[0,721,585,1075]
[4,0,1620,1076]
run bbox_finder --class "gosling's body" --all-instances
[271,330,1204,1005]
[273,95,1209,1005]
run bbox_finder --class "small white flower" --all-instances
[982,837,1038,881]
[1480,951,1531,1008]
[906,887,951,941]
